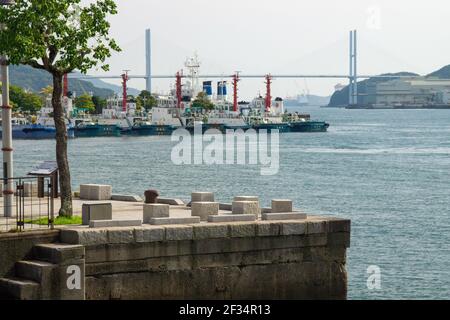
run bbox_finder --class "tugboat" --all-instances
[285,112,330,132]
[73,121,122,138]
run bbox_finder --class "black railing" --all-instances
[1,176,55,233]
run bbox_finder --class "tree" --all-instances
[1,83,43,113]
[0,0,120,217]
[75,93,95,113]
[191,92,214,110]
[92,95,107,114]
[137,90,157,111]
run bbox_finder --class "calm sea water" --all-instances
[8,106,450,300]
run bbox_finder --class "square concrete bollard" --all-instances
[234,196,259,203]
[88,184,112,201]
[271,199,293,213]
[143,204,170,223]
[191,202,219,221]
[79,184,95,200]
[23,182,38,197]
[191,192,215,203]
[232,201,260,215]
[82,203,113,226]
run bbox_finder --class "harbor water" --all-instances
[8,106,450,299]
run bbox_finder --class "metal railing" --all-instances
[0,176,55,233]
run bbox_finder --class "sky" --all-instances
[84,0,450,99]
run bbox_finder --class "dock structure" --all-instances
[0,191,350,300]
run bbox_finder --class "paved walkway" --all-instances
[0,197,235,232]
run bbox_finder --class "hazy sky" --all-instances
[85,0,450,98]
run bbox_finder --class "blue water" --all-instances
[7,107,450,299]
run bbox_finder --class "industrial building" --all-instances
[362,78,450,108]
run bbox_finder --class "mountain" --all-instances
[9,65,140,98]
[327,71,420,107]
[426,65,450,78]
[81,75,140,96]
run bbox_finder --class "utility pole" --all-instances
[1,0,14,218]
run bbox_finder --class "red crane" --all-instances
[265,74,272,113]
[121,71,130,112]
[232,72,240,112]
[176,71,182,109]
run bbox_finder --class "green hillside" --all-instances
[10,65,115,98]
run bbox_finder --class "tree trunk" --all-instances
[52,73,73,217]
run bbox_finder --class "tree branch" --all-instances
[26,60,47,71]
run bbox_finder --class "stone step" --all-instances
[0,277,40,300]
[33,243,85,264]
[15,260,56,284]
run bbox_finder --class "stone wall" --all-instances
[61,216,351,300]
[0,230,60,278]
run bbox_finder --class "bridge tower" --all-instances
[145,29,152,93]
[349,30,358,106]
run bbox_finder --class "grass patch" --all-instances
[25,215,82,226]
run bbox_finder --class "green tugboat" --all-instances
[284,112,330,133]
[74,121,122,138]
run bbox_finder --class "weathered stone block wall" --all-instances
[62,216,351,300]
[0,230,60,278]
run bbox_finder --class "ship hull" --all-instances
[74,124,122,138]
[252,123,291,133]
[0,125,75,140]
[124,124,177,136]
[289,121,329,132]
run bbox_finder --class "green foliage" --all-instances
[92,95,107,114]
[0,83,43,113]
[137,90,157,110]
[191,92,215,110]
[0,0,121,75]
[25,215,82,226]
[75,93,95,112]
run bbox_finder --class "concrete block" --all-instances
[107,227,136,244]
[219,203,232,211]
[271,199,293,213]
[33,243,85,264]
[79,184,95,200]
[256,222,281,237]
[232,201,260,215]
[191,192,214,203]
[82,203,112,226]
[327,218,351,233]
[88,184,112,201]
[261,207,272,214]
[191,202,219,221]
[89,220,142,228]
[134,226,165,243]
[60,228,108,245]
[143,204,170,223]
[165,225,194,241]
[229,223,257,238]
[149,217,201,226]
[306,221,327,234]
[281,221,307,236]
[157,198,185,206]
[0,182,3,197]
[208,214,256,223]
[23,182,38,197]
[262,212,307,221]
[111,194,143,202]
[234,196,259,202]
[193,224,229,240]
